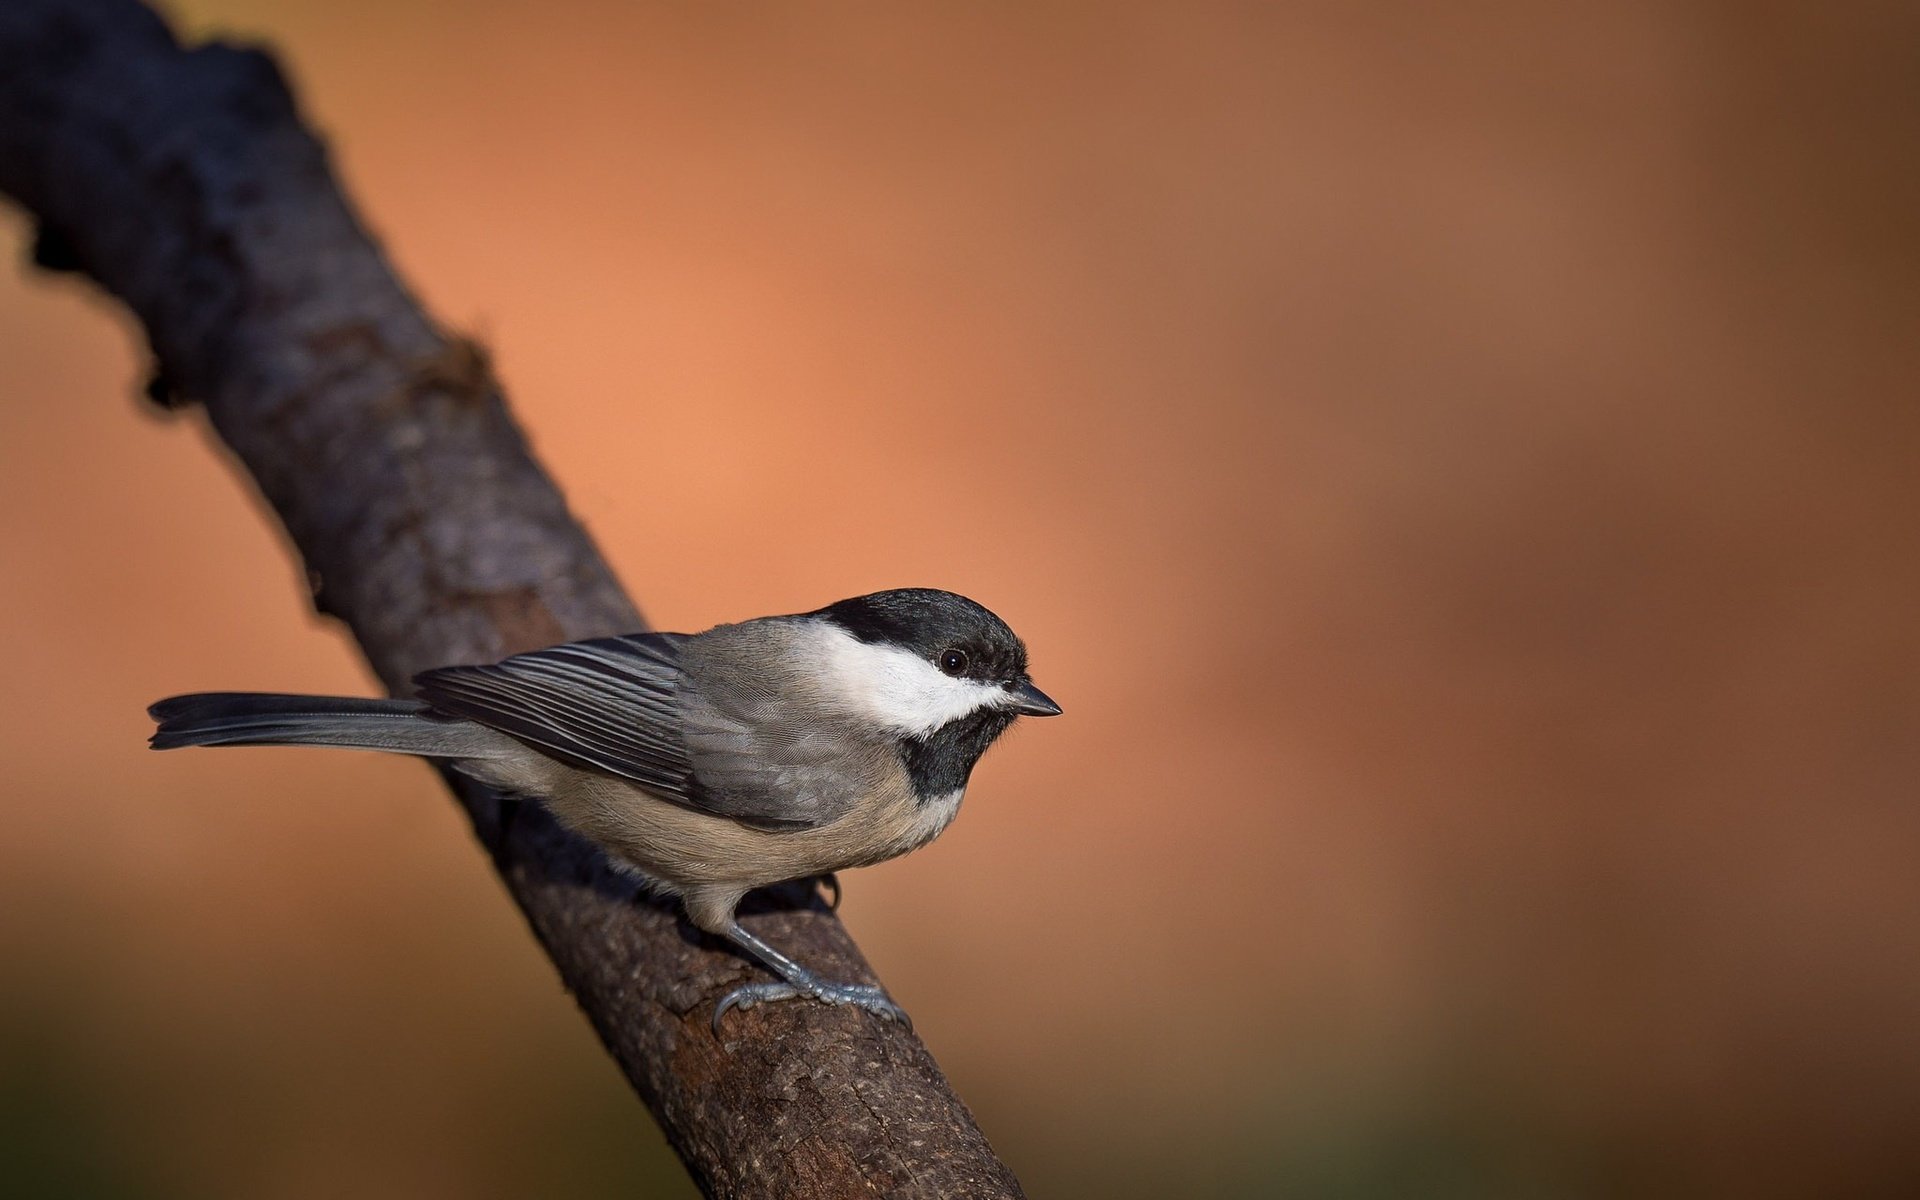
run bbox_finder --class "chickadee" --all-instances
[149,588,1060,1028]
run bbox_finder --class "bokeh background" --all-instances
[4,2,1918,1196]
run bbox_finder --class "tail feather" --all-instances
[149,692,504,758]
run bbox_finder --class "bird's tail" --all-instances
[148,692,507,759]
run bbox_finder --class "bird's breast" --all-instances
[544,763,964,891]
[841,785,966,869]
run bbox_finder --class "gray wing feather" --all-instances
[413,632,828,831]
[415,634,696,802]
[669,623,866,829]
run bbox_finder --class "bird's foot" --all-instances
[813,872,842,911]
[710,918,909,1033]
[712,978,910,1033]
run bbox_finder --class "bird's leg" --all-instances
[712,921,909,1032]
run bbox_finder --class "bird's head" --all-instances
[807,588,1061,741]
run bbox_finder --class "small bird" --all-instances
[149,588,1060,1029]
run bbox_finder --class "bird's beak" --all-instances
[1007,680,1063,717]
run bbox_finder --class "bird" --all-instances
[148,588,1061,1029]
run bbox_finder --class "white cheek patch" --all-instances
[811,624,1008,736]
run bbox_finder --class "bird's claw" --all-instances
[813,872,842,911]
[711,978,910,1034]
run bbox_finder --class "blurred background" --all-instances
[3,1,1917,1196]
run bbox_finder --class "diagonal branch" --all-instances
[0,2,1024,1196]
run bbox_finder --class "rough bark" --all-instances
[0,2,1024,1196]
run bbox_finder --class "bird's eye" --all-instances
[939,648,969,676]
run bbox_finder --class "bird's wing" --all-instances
[412,633,826,832]
[670,676,867,832]
[414,633,694,799]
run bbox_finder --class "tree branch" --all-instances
[0,2,1024,1196]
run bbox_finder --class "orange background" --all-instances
[3,2,1917,1196]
